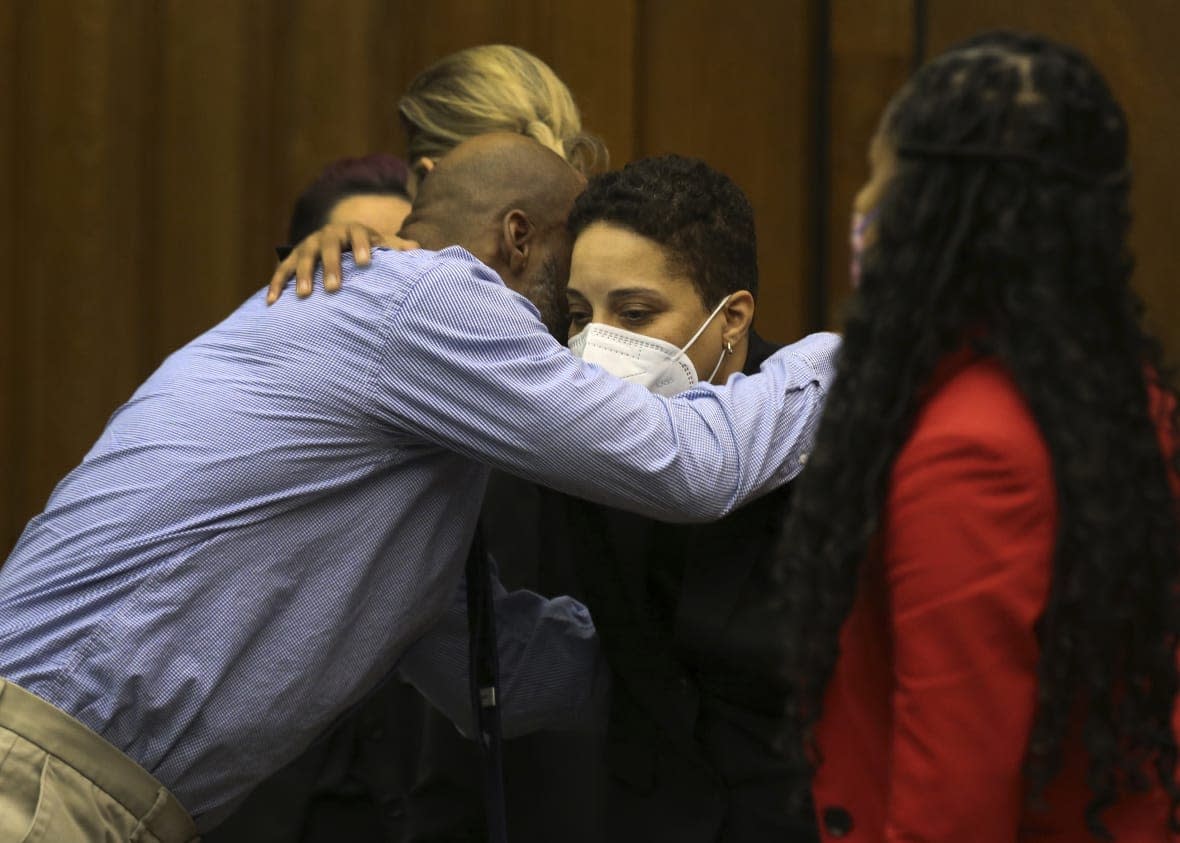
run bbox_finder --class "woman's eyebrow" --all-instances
[606,287,664,302]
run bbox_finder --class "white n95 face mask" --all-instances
[567,295,731,397]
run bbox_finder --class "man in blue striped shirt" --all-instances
[0,133,838,839]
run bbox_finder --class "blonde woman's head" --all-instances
[398,44,607,181]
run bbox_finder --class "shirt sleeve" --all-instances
[881,428,1057,842]
[369,251,839,523]
[394,559,610,739]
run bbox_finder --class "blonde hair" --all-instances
[398,44,607,174]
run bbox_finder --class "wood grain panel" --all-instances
[235,1,285,280]
[393,0,639,167]
[924,0,1180,359]
[636,0,812,344]
[1,2,18,550]
[826,0,914,326]
[270,0,394,235]
[11,0,153,544]
[222,0,406,282]
[151,1,259,362]
[545,0,639,167]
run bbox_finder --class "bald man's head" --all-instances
[400,133,586,333]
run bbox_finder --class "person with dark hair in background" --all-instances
[771,31,1180,842]
[280,153,412,259]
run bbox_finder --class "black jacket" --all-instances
[563,332,817,842]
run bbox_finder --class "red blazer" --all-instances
[811,355,1179,842]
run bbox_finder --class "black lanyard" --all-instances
[464,525,508,843]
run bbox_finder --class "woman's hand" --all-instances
[266,222,420,304]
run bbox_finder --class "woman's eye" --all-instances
[568,311,591,326]
[620,309,651,325]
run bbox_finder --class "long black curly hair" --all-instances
[772,30,1180,837]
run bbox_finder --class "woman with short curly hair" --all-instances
[772,30,1180,841]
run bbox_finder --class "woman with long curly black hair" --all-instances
[773,31,1180,841]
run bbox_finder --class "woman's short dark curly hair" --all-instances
[770,30,1180,837]
[567,154,758,306]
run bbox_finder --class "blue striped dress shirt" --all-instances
[0,246,838,827]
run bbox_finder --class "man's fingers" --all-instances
[352,227,373,268]
[295,246,318,298]
[267,258,296,305]
[323,237,343,292]
[384,235,419,252]
[266,223,386,303]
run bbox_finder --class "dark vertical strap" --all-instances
[911,0,927,73]
[465,525,508,843]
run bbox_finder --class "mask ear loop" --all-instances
[704,344,730,384]
[679,294,732,354]
[679,294,733,385]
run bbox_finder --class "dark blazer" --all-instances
[565,332,817,843]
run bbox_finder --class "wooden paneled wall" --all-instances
[3,0,1178,552]
[824,0,915,323]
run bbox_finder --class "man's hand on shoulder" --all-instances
[267,222,420,305]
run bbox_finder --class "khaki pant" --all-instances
[0,678,199,842]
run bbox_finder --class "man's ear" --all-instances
[498,209,534,275]
[407,157,437,199]
[721,290,756,346]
